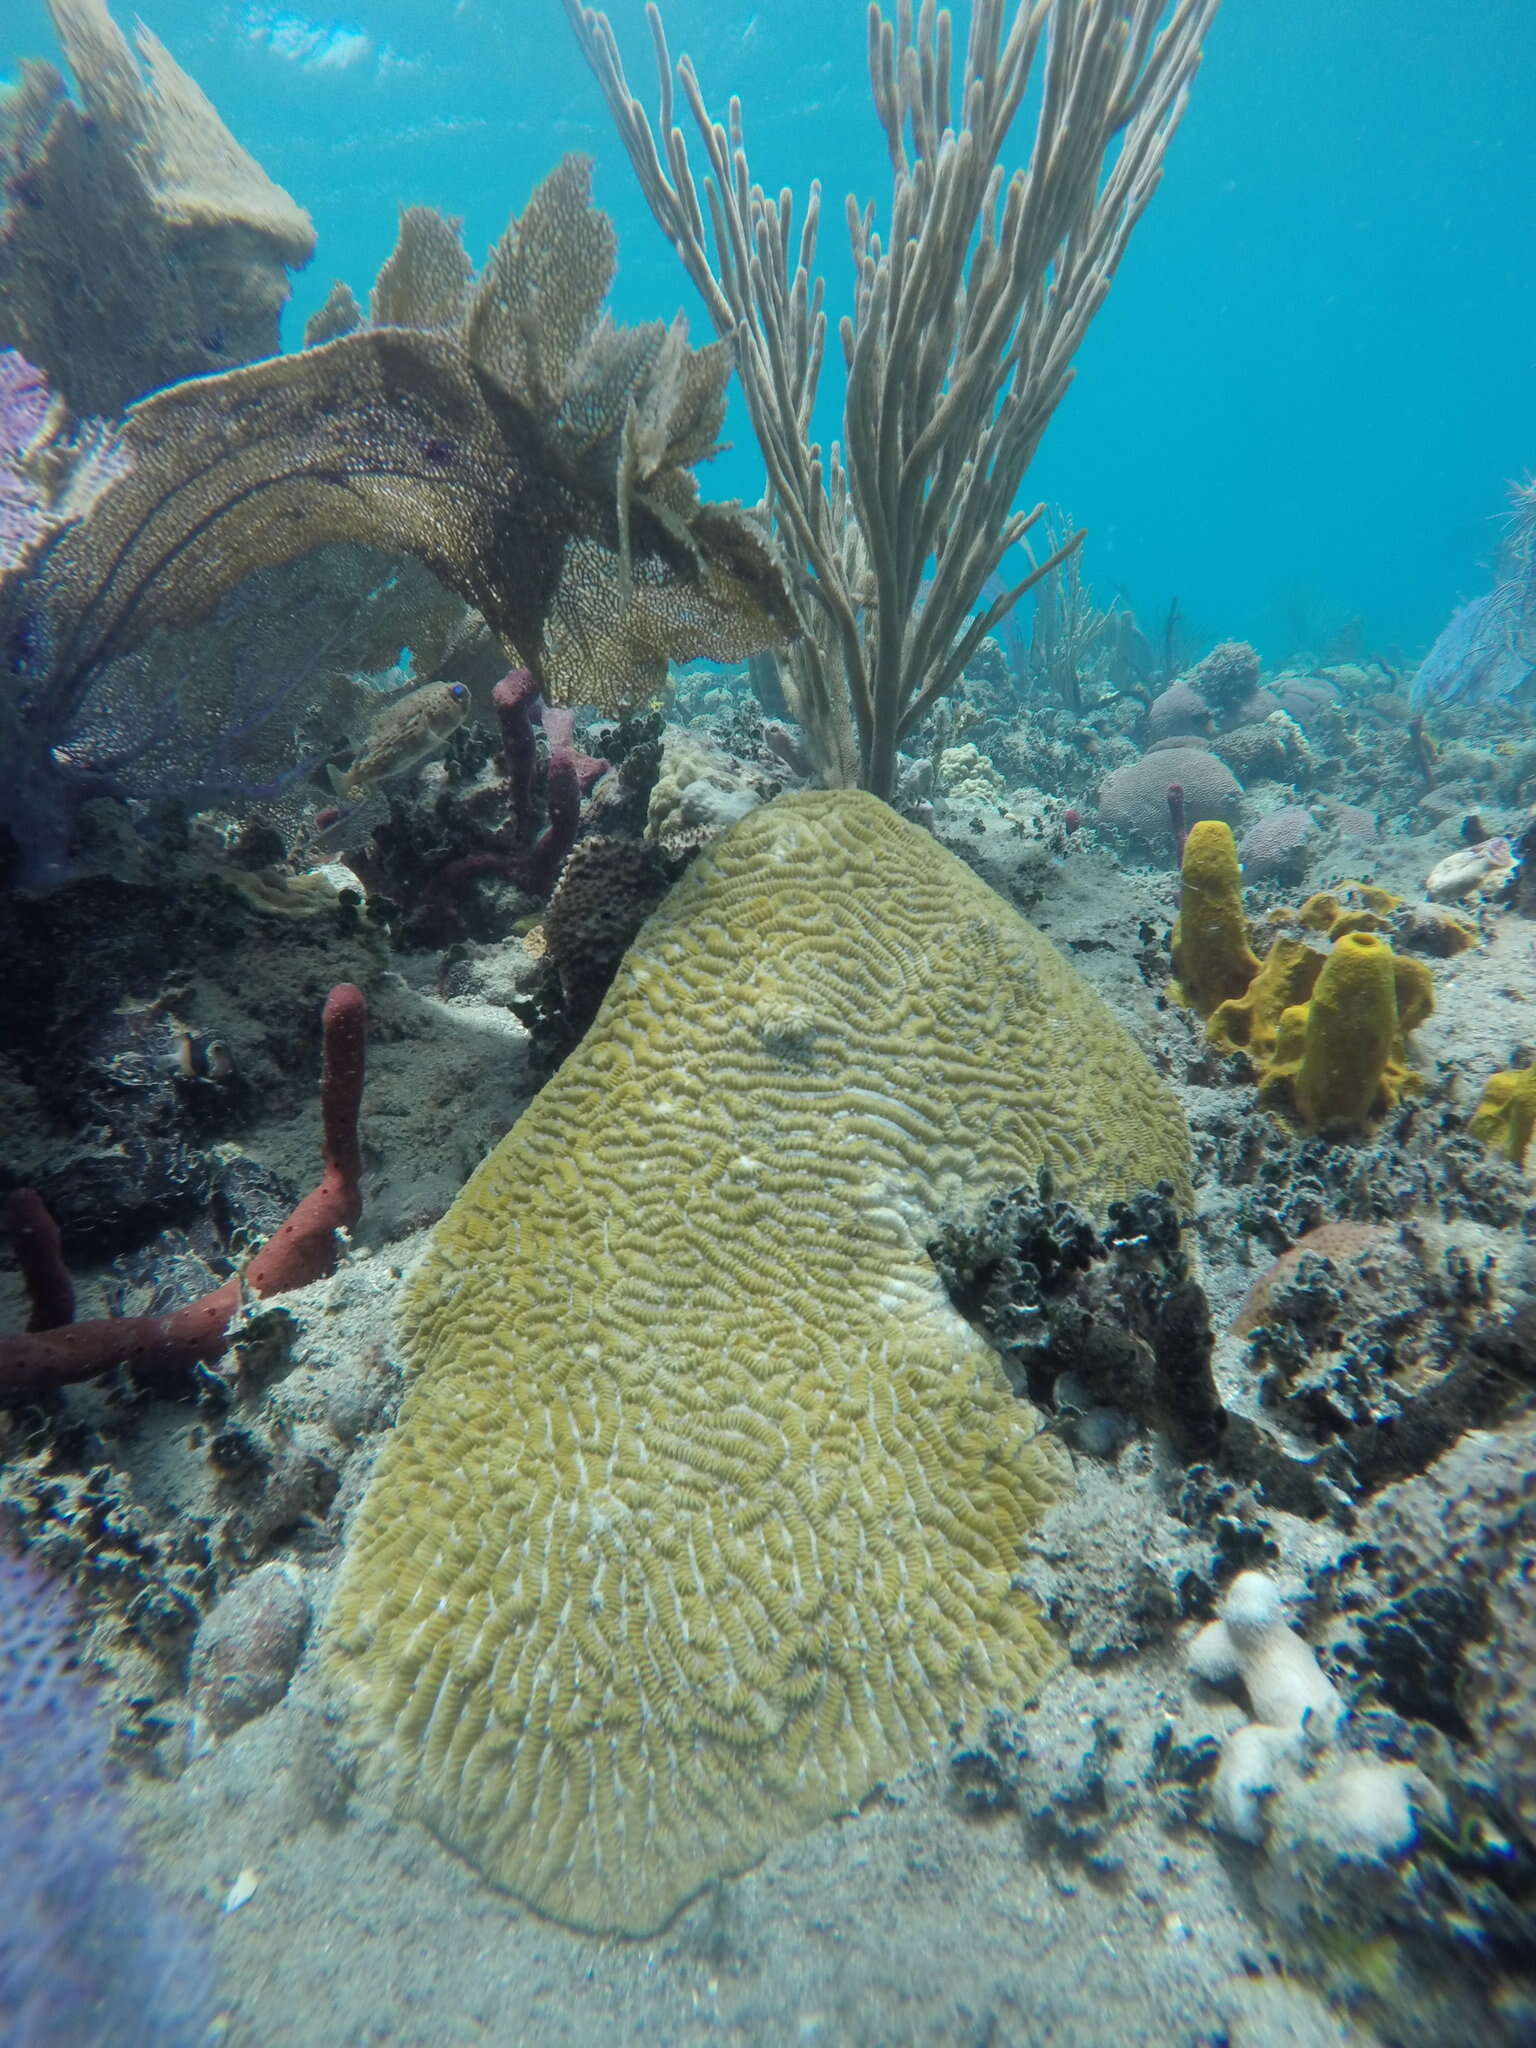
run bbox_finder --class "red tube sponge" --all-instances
[0,1278,241,1399]
[245,982,367,1297]
[2,1189,75,1331]
[0,983,368,1396]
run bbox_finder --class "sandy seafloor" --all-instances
[6,763,1536,2048]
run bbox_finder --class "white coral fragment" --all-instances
[1190,1570,1345,1738]
[1211,1721,1298,1845]
[1188,1570,1356,1846]
[1302,1760,1422,1858]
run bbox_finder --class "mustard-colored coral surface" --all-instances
[327,791,1191,1934]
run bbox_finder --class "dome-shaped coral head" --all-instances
[1187,639,1262,721]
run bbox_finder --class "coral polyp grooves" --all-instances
[327,791,1189,1934]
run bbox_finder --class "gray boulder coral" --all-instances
[1097,744,1242,847]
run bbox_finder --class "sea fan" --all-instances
[1412,477,1536,710]
[0,349,53,569]
[0,1547,216,2047]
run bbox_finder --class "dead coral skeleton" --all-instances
[1188,1570,1431,1858]
[0,0,316,416]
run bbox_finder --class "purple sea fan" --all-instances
[1412,477,1536,710]
[0,349,52,570]
[0,1547,216,2047]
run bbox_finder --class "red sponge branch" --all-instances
[245,982,366,1298]
[0,983,368,1397]
[0,1279,241,1400]
[2,1188,75,1331]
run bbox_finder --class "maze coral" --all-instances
[328,790,1191,1935]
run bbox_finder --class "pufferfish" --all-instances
[329,681,470,802]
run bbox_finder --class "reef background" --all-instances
[4,0,1536,2043]
[10,0,1532,655]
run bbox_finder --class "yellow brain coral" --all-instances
[327,790,1191,1934]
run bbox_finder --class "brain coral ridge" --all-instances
[327,790,1191,1934]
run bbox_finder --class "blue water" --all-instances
[8,0,1536,662]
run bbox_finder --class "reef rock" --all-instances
[188,1562,310,1745]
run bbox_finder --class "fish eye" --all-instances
[451,684,468,701]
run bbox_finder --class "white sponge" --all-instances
[1308,1761,1421,1858]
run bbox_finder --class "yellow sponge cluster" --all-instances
[1173,824,1434,1135]
[1258,930,1432,1134]
[1469,1067,1536,1167]
[328,791,1191,1934]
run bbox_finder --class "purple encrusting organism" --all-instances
[0,1547,217,2047]
[0,348,51,571]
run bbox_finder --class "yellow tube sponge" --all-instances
[1172,820,1261,1014]
[1208,935,1324,1067]
[1297,891,1347,933]
[1392,953,1436,1035]
[1259,930,1425,1133]
[1329,908,1391,938]
[1297,883,1401,935]
[1468,1067,1536,1167]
